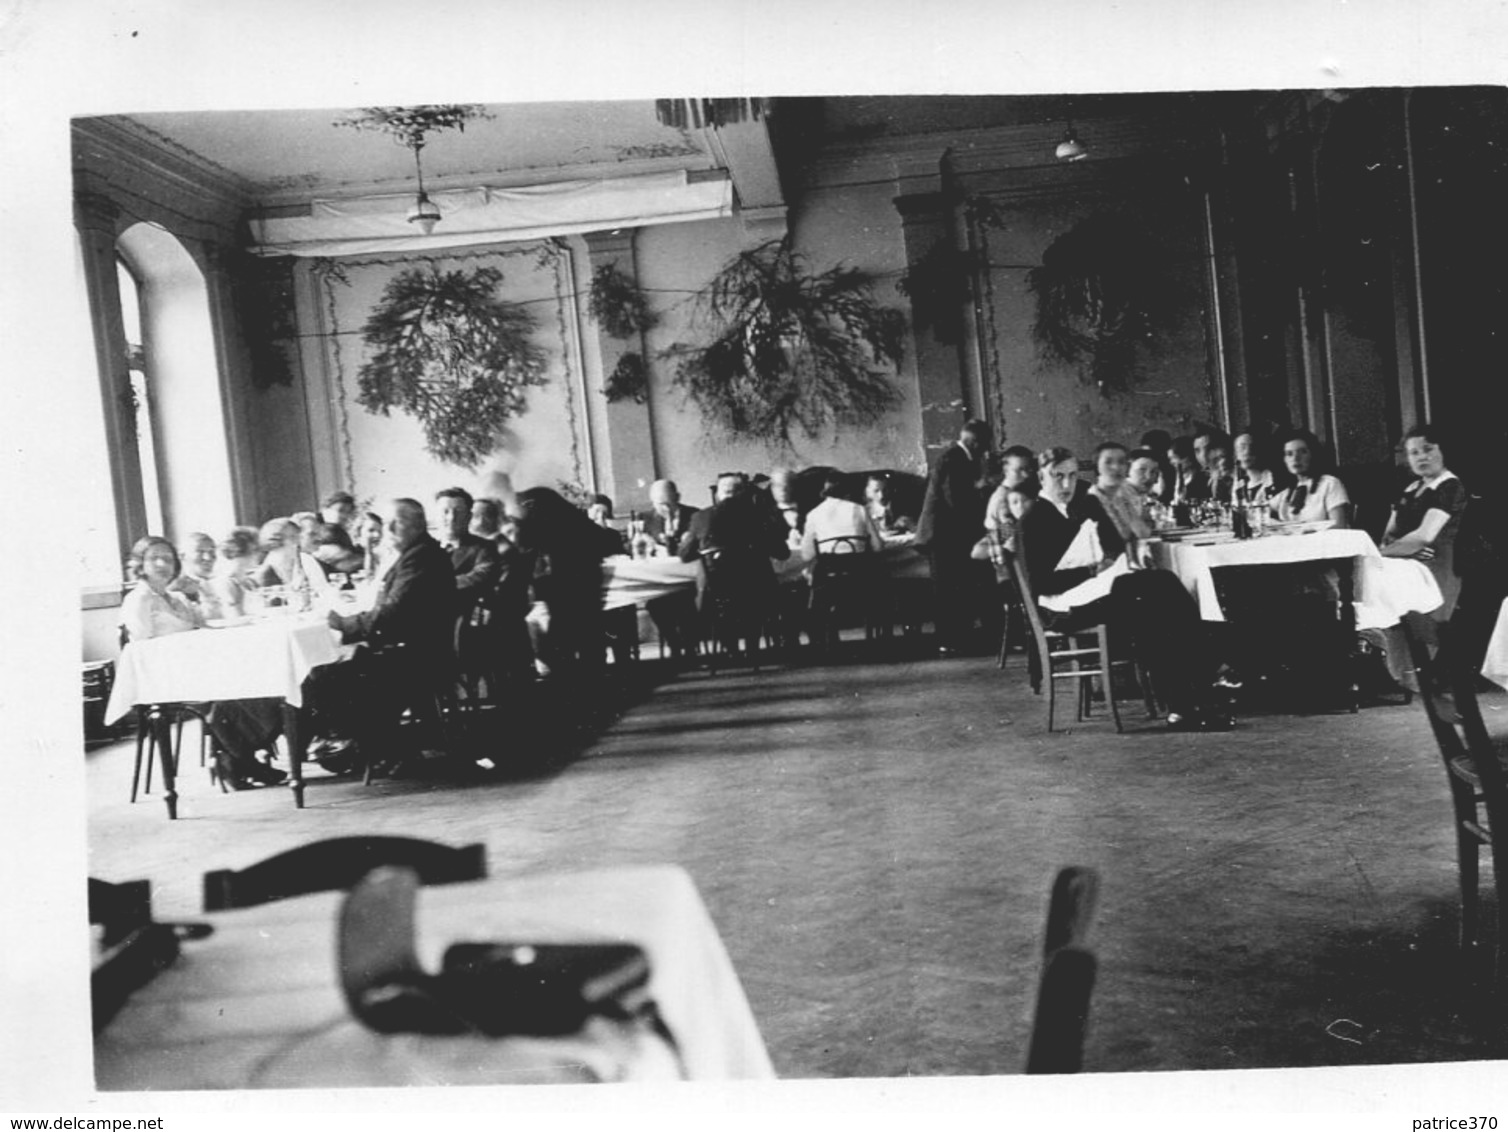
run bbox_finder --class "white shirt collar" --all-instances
[1417,469,1457,490]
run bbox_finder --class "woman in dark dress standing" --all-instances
[1381,422,1468,621]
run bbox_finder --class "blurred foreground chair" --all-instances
[1400,612,1508,990]
[1025,866,1101,1074]
[203,836,488,912]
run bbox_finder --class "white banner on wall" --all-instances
[248,170,733,258]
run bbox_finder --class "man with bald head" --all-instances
[312,498,457,774]
[642,479,699,557]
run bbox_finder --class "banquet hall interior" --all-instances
[74,89,1508,1084]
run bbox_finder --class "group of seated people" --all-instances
[118,418,1476,775]
[963,419,1473,728]
[117,480,656,785]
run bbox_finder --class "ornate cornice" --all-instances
[73,116,252,211]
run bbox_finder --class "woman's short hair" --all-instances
[126,535,179,581]
[1128,447,1160,466]
[1093,440,1128,458]
[1280,428,1331,473]
[1402,421,1448,449]
[1006,478,1040,499]
[320,490,356,510]
[821,474,848,500]
[218,526,260,560]
[1139,429,1173,453]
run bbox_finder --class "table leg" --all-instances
[152,709,177,820]
[282,702,305,809]
[1337,559,1360,713]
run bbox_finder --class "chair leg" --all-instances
[1099,630,1123,733]
[1046,665,1058,732]
[130,716,150,803]
[1457,829,1480,953]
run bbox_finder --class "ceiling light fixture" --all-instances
[335,105,492,237]
[406,142,442,236]
[1055,124,1088,162]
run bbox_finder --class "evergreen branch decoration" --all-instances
[664,239,906,447]
[334,105,492,149]
[356,265,548,467]
[602,351,649,404]
[588,263,657,339]
[1026,214,1168,393]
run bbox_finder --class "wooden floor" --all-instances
[86,640,1508,1079]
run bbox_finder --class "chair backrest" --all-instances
[815,535,868,556]
[1402,611,1508,841]
[1026,865,1102,1074]
[1399,613,1470,772]
[1005,544,1057,683]
[88,876,154,946]
[203,836,488,911]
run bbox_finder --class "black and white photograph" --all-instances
[6,1,1508,1125]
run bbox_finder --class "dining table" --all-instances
[1482,597,1508,691]
[1145,524,1442,629]
[104,604,356,816]
[94,864,775,1089]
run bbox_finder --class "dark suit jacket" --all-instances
[916,443,986,551]
[332,535,456,663]
[643,503,700,555]
[1018,497,1099,598]
[442,532,502,606]
[679,494,790,594]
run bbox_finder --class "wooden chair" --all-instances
[807,535,881,650]
[89,876,181,1032]
[202,835,488,911]
[1025,865,1101,1074]
[698,548,764,674]
[1007,549,1152,732]
[1399,612,1508,988]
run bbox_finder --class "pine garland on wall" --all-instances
[355,265,548,467]
[664,238,906,448]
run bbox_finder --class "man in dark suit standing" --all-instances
[916,418,994,655]
[643,479,699,557]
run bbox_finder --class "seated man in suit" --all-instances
[643,479,699,556]
[680,472,791,656]
[307,498,458,772]
[435,487,502,610]
[1019,448,1232,732]
[638,479,701,659]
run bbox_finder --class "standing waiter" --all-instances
[916,418,994,655]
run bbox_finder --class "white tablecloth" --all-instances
[95,864,774,1088]
[1483,599,1508,691]
[1147,528,1442,629]
[104,613,344,723]
[601,555,700,611]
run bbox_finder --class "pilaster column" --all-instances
[894,191,972,464]
[74,190,148,551]
[581,229,658,512]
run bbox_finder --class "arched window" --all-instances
[116,257,166,537]
[108,223,236,550]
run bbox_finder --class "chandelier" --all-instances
[335,105,493,235]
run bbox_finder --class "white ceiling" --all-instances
[107,101,719,207]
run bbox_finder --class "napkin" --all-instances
[1055,520,1104,572]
